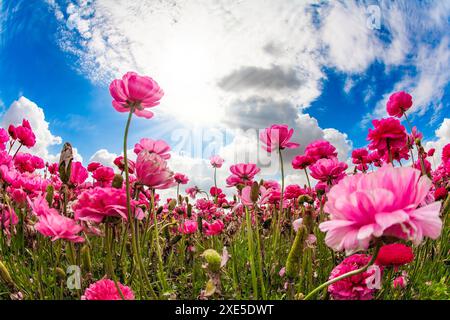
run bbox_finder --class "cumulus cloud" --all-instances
[424,118,450,166]
[0,96,63,162]
[89,148,117,167]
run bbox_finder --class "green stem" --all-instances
[279,149,285,215]
[304,242,382,300]
[245,207,258,299]
[304,168,311,190]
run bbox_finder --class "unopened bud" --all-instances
[112,174,123,189]
[45,185,54,206]
[187,204,193,218]
[168,199,177,211]
[298,195,314,205]
[55,267,66,281]
[0,261,15,289]
[250,181,260,203]
[58,142,73,184]
[81,245,92,272]
[202,249,221,273]
[285,225,307,279]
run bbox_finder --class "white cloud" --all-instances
[89,148,117,167]
[424,118,450,166]
[0,96,63,162]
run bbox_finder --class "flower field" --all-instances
[0,72,448,301]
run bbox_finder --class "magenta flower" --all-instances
[229,163,260,182]
[174,173,189,184]
[203,219,224,236]
[367,118,407,158]
[319,165,442,253]
[87,162,102,172]
[210,155,224,168]
[135,151,175,189]
[240,185,271,206]
[70,161,88,186]
[328,254,379,300]
[386,91,413,118]
[442,143,450,164]
[92,166,115,187]
[73,187,144,223]
[292,154,314,170]
[13,119,36,148]
[134,138,171,160]
[259,124,299,153]
[0,128,9,150]
[14,153,45,173]
[309,157,348,184]
[113,156,135,174]
[82,279,135,300]
[109,71,164,119]
[178,220,198,234]
[0,205,18,231]
[186,186,200,199]
[304,140,337,162]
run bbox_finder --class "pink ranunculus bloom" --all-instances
[240,185,271,206]
[409,126,423,143]
[135,151,175,189]
[81,279,135,300]
[229,163,260,181]
[319,165,443,253]
[8,124,17,140]
[0,205,18,231]
[0,128,9,150]
[292,154,314,170]
[13,153,45,173]
[203,219,224,236]
[414,158,432,175]
[87,162,102,172]
[385,145,410,164]
[368,151,382,167]
[351,148,369,165]
[109,71,164,119]
[186,186,200,199]
[28,194,59,217]
[284,184,305,200]
[328,254,379,300]
[304,140,338,162]
[442,143,450,164]
[47,162,59,175]
[73,187,144,223]
[15,119,36,148]
[393,273,408,289]
[92,166,115,187]
[386,91,413,118]
[210,155,224,168]
[113,156,135,174]
[367,118,407,158]
[178,220,198,234]
[174,173,189,184]
[35,211,84,243]
[70,161,88,186]
[134,138,171,160]
[259,124,300,153]
[309,157,348,184]
[427,148,435,157]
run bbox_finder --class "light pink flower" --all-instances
[309,157,348,184]
[259,124,299,153]
[70,161,88,186]
[210,155,224,168]
[393,273,408,289]
[35,212,84,243]
[81,279,135,300]
[319,165,443,253]
[174,173,189,184]
[109,71,164,119]
[135,151,175,189]
[134,138,171,160]
[386,91,412,118]
[240,185,271,206]
[203,219,224,236]
[73,187,144,223]
[186,186,200,199]
[304,140,337,162]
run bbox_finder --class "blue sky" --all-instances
[0,0,449,189]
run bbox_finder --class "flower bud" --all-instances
[81,245,92,272]
[0,261,15,289]
[298,195,314,205]
[45,184,54,206]
[202,249,222,273]
[112,174,123,189]
[285,225,307,279]
[250,181,260,203]
[187,204,193,218]
[58,142,73,184]
[55,267,66,281]
[168,199,177,211]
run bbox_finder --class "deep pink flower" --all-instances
[292,154,314,170]
[368,151,382,167]
[414,158,431,175]
[82,279,135,300]
[73,187,144,223]
[109,71,164,119]
[113,156,135,174]
[70,161,88,186]
[367,118,407,159]
[427,148,435,157]
[375,243,414,267]
[304,140,337,162]
[351,148,369,165]
[0,205,18,230]
[309,158,348,184]
[434,187,448,201]
[0,128,9,150]
[47,162,59,175]
[135,151,175,189]
[178,220,198,234]
[393,274,408,289]
[92,166,115,187]
[229,163,260,181]
[319,165,442,253]
[14,153,45,173]
[203,219,224,236]
[174,173,189,184]
[409,126,423,143]
[15,119,36,148]
[186,186,200,199]
[210,155,224,168]
[35,212,84,243]
[442,143,450,164]
[8,124,17,140]
[328,254,378,300]
[240,185,271,206]
[259,124,299,153]
[134,138,171,160]
[284,184,305,200]
[386,91,413,118]
[87,162,102,172]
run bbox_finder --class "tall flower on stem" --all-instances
[110,71,164,298]
[367,118,407,164]
[210,155,224,203]
[292,154,314,189]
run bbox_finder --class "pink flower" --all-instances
[28,194,58,217]
[0,205,18,230]
[240,185,271,206]
[259,124,299,153]
[328,254,378,300]
[203,219,224,236]
[73,187,144,223]
[367,118,407,158]
[292,154,314,170]
[0,128,9,150]
[229,163,260,182]
[87,162,102,172]
[174,173,189,184]
[134,138,171,160]
[375,244,414,267]
[309,158,348,184]
[351,148,369,165]
[368,151,382,167]
[178,220,198,234]
[81,279,135,300]
[113,156,135,174]
[319,165,443,253]
[427,148,435,157]
[14,119,36,148]
[386,91,413,118]
[304,140,337,162]
[210,155,224,168]
[135,151,175,189]
[14,153,45,173]
[70,161,88,186]
[35,212,84,243]
[393,274,408,289]
[442,143,450,164]
[109,71,164,119]
[186,186,200,199]
[92,166,115,187]
[7,124,17,140]
[414,158,431,175]
[284,184,305,200]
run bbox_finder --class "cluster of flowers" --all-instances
[0,71,447,300]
